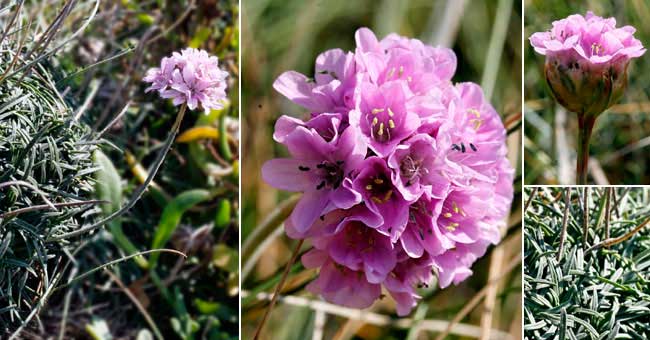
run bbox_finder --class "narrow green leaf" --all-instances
[149,189,212,267]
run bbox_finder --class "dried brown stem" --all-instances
[253,238,305,340]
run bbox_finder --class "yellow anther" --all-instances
[452,202,460,214]
[470,118,483,130]
[388,108,395,117]
[371,196,383,204]
[372,117,379,126]
[378,123,384,136]
[407,76,412,82]
[372,108,384,114]
[383,189,393,202]
[388,119,395,129]
[591,43,602,55]
[446,225,456,231]
[443,212,452,218]
[374,178,384,185]
[366,184,373,190]
[398,66,404,77]
[387,68,396,78]
[468,108,481,118]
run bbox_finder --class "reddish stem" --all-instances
[576,114,596,185]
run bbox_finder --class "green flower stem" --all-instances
[48,103,188,241]
[218,109,233,162]
[576,114,596,185]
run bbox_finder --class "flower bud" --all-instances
[530,11,645,117]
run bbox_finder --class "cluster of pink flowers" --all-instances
[530,11,644,65]
[529,11,645,116]
[263,28,513,315]
[144,48,229,111]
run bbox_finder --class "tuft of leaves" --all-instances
[0,5,99,331]
[524,188,650,339]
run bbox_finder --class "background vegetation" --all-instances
[524,187,650,338]
[1,0,239,339]
[524,0,650,184]
[241,0,522,339]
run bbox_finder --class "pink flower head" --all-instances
[263,27,513,316]
[529,11,645,64]
[529,12,645,116]
[144,48,229,111]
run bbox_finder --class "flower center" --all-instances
[369,107,396,142]
[385,65,413,82]
[364,174,393,204]
[591,43,602,56]
[441,201,466,231]
[467,108,483,130]
[400,155,427,187]
[299,160,345,190]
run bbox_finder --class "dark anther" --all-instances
[298,166,310,171]
[336,160,344,165]
[316,181,326,190]
[469,143,477,152]
[418,229,424,240]
[388,227,392,233]
[461,143,466,153]
[320,215,325,221]
[316,163,325,169]
[451,144,460,151]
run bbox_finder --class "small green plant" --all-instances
[0,8,103,333]
[524,187,650,339]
